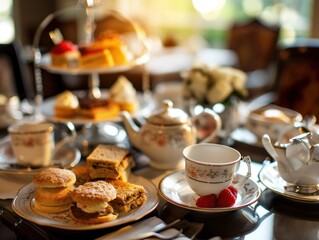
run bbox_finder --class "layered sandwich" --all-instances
[86,144,133,181]
[69,180,118,224]
[32,168,76,214]
[108,179,147,212]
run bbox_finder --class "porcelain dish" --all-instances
[258,162,319,203]
[0,138,80,175]
[245,104,302,141]
[12,174,159,230]
[158,170,261,213]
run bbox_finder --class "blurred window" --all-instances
[0,0,14,43]
[118,0,314,47]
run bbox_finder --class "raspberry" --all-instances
[227,185,238,197]
[216,189,236,207]
[195,194,217,208]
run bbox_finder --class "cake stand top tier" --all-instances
[33,2,150,75]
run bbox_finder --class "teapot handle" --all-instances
[192,108,222,143]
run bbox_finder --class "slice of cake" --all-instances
[79,49,115,68]
[51,40,80,68]
[109,75,138,113]
[108,179,147,212]
[55,91,80,118]
[87,144,132,180]
[79,97,120,120]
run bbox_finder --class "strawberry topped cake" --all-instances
[51,40,80,68]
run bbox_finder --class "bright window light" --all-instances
[0,0,12,13]
[192,0,225,15]
[0,19,14,43]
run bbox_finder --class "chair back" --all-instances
[274,39,319,119]
[0,42,34,100]
[228,18,280,72]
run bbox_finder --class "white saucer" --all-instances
[0,138,80,175]
[259,162,319,203]
[158,170,261,213]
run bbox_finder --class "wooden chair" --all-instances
[274,39,319,119]
[0,42,34,100]
[227,18,280,98]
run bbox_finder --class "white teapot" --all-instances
[121,100,222,169]
[262,119,319,186]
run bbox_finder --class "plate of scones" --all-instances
[12,144,159,230]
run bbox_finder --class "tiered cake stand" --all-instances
[32,0,152,154]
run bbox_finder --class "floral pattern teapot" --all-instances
[121,100,222,170]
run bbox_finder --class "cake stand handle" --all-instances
[88,73,102,99]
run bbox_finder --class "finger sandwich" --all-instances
[108,179,147,212]
[86,144,132,180]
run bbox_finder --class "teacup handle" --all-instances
[234,156,252,189]
[192,108,222,143]
[53,122,77,155]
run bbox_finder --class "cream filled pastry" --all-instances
[55,90,79,118]
[109,75,138,113]
[69,180,118,224]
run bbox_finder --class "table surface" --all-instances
[0,127,319,240]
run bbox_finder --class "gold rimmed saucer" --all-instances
[158,170,261,213]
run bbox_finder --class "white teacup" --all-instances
[183,143,251,196]
[8,121,76,167]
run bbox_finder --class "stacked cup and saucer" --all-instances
[158,143,261,213]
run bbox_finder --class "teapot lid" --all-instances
[147,100,189,125]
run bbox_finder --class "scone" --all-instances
[32,168,76,214]
[51,40,80,68]
[32,168,76,188]
[109,75,138,113]
[70,180,118,224]
[54,90,80,118]
[33,186,74,214]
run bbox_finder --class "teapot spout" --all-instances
[120,111,141,147]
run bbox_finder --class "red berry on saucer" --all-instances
[227,185,238,197]
[216,188,236,207]
[196,194,217,208]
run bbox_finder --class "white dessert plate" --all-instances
[41,90,156,124]
[0,138,80,175]
[158,170,261,213]
[12,174,159,230]
[259,162,319,203]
